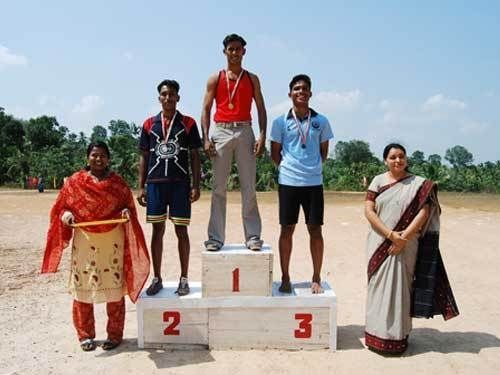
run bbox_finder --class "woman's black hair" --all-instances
[86,141,111,158]
[383,143,406,159]
[383,143,410,172]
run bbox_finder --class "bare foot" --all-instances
[279,279,292,293]
[311,281,324,294]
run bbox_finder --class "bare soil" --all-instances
[1,190,499,374]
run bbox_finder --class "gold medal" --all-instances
[225,69,244,112]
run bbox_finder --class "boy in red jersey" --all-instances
[201,33,267,251]
[137,79,202,296]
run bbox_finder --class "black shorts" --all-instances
[146,181,191,225]
[278,184,324,225]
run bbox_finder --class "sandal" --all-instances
[146,277,163,296]
[205,242,221,252]
[102,339,121,351]
[175,276,190,296]
[80,338,97,352]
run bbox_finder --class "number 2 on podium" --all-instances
[163,311,180,336]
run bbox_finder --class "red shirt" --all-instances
[214,70,254,123]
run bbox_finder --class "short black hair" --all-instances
[289,74,312,91]
[86,141,110,158]
[157,79,180,94]
[223,34,247,48]
[383,143,406,160]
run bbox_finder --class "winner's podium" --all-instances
[137,244,337,351]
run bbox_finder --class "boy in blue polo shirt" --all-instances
[270,74,334,294]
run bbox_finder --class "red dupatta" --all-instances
[41,170,150,303]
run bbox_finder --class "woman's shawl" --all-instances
[41,170,150,303]
[367,176,459,320]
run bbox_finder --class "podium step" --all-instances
[137,281,337,351]
[202,243,273,297]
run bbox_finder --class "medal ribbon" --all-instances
[225,69,245,107]
[161,111,177,144]
[292,109,311,147]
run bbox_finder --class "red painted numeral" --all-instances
[232,268,240,292]
[294,313,313,338]
[163,311,180,336]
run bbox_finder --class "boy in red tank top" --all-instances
[201,34,267,251]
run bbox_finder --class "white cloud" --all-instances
[38,95,65,109]
[72,95,103,114]
[268,99,292,119]
[422,93,466,112]
[314,89,361,112]
[459,120,489,135]
[379,99,390,110]
[0,45,28,68]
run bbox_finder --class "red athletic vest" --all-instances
[214,70,253,122]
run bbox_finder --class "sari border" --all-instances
[378,174,414,196]
[367,179,435,280]
[365,331,408,354]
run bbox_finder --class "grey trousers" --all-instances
[207,124,262,245]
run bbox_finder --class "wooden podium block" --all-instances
[137,280,337,351]
[208,281,337,351]
[137,281,208,349]
[202,244,273,297]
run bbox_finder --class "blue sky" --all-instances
[1,1,499,162]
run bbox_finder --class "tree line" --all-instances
[1,108,499,193]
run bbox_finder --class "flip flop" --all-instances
[102,339,121,351]
[80,338,97,352]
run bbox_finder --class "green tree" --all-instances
[24,116,67,151]
[107,120,141,186]
[428,154,442,166]
[90,125,108,142]
[445,145,473,168]
[410,150,425,166]
[0,110,25,184]
[334,140,375,165]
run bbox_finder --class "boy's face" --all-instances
[289,80,312,107]
[224,41,246,65]
[158,85,179,112]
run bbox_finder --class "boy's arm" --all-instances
[190,148,201,202]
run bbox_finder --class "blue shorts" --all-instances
[146,181,191,225]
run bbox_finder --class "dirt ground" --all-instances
[1,189,499,374]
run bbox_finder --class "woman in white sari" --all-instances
[364,143,459,354]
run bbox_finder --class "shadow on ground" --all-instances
[336,324,500,355]
[407,328,500,355]
[96,339,215,369]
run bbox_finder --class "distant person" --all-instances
[42,141,150,351]
[364,143,459,354]
[137,79,202,296]
[201,33,266,252]
[37,176,45,192]
[270,74,334,294]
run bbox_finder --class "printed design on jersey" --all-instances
[148,127,188,177]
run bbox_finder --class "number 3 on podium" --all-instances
[294,313,312,338]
